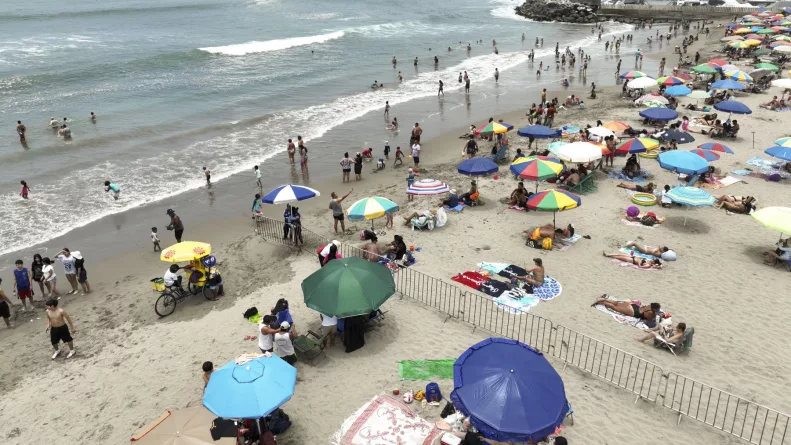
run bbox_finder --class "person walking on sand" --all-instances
[616,58,622,76]
[287,138,296,165]
[659,57,666,76]
[411,122,423,145]
[166,209,185,243]
[12,260,34,311]
[411,141,421,170]
[54,248,79,295]
[151,227,162,251]
[16,121,26,142]
[340,152,352,183]
[73,251,90,295]
[46,299,76,359]
[20,180,30,199]
[31,254,46,297]
[254,165,262,188]
[41,257,59,298]
[438,79,444,96]
[0,279,13,328]
[202,166,211,186]
[329,190,352,233]
[354,152,363,181]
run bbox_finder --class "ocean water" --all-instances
[0,0,636,256]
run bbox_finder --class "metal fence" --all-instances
[255,215,789,444]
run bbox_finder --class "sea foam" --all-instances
[199,31,345,56]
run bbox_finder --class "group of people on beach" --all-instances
[14,113,96,145]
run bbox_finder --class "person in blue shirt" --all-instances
[104,181,120,200]
[440,189,459,208]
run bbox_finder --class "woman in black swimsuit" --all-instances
[603,252,662,269]
[593,296,661,321]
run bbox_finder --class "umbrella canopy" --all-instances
[745,34,765,41]
[688,90,712,100]
[301,257,395,317]
[714,100,752,114]
[476,121,513,136]
[527,189,581,212]
[615,138,658,155]
[661,130,695,144]
[758,28,777,34]
[458,157,499,176]
[721,36,745,42]
[658,151,710,175]
[346,196,399,221]
[675,72,694,81]
[637,94,669,104]
[665,187,715,206]
[559,125,581,136]
[770,41,791,48]
[752,207,791,234]
[774,137,791,147]
[639,107,678,121]
[772,35,791,41]
[689,149,721,161]
[773,45,791,53]
[771,78,791,88]
[517,125,560,139]
[720,64,739,73]
[698,142,734,154]
[450,338,568,443]
[131,406,236,445]
[407,178,450,195]
[711,79,747,90]
[692,64,718,74]
[555,142,603,163]
[603,121,629,132]
[203,356,297,419]
[627,77,658,89]
[724,70,754,82]
[744,39,764,46]
[656,76,685,86]
[620,70,651,79]
[510,156,564,181]
[664,85,691,96]
[753,48,772,56]
[262,184,320,204]
[733,28,752,34]
[765,145,791,161]
[587,126,614,138]
[750,68,773,78]
[160,241,211,263]
[547,140,568,156]
[728,41,752,49]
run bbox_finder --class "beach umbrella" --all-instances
[688,90,712,100]
[771,78,791,88]
[660,130,695,144]
[346,196,399,228]
[692,64,718,75]
[745,34,765,41]
[620,70,651,79]
[407,178,450,195]
[774,137,791,147]
[657,76,686,86]
[675,73,693,81]
[526,189,581,227]
[744,39,764,47]
[664,85,691,96]
[709,58,728,66]
[262,184,320,204]
[639,107,678,121]
[719,64,739,73]
[301,257,395,317]
[665,187,715,206]
[637,93,668,104]
[689,149,721,161]
[603,121,629,132]
[627,77,658,89]
[510,156,564,180]
[752,207,791,234]
[773,45,791,53]
[698,142,734,154]
[770,41,791,48]
[753,48,772,56]
[458,157,499,176]
[765,145,791,161]
[450,338,569,443]
[160,241,211,263]
[555,142,603,163]
[714,100,753,114]
[475,121,513,136]
[203,355,296,419]
[547,140,568,156]
[721,36,744,42]
[711,79,746,90]
[587,126,614,139]
[758,28,777,34]
[773,35,791,41]
[658,151,710,175]
[517,125,560,139]
[642,100,667,108]
[615,138,658,155]
[728,41,752,49]
[733,28,752,34]
[130,406,236,445]
[749,68,773,78]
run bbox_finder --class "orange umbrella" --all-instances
[603,121,629,132]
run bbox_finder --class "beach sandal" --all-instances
[583,235,592,239]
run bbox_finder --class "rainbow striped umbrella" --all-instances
[346,196,399,227]
[510,156,564,181]
[656,76,686,86]
[689,149,721,161]
[475,121,514,136]
[526,189,581,227]
[620,70,651,79]
[698,142,734,154]
[615,138,659,155]
[728,41,752,49]
[774,137,791,147]
[724,70,753,82]
[407,178,450,196]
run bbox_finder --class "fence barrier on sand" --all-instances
[255,215,789,445]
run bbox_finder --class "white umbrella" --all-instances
[772,79,791,88]
[628,77,658,89]
[749,68,772,78]
[587,127,614,139]
[555,142,603,163]
[774,46,791,53]
[720,64,739,73]
[721,36,744,42]
[637,94,669,104]
[687,90,712,99]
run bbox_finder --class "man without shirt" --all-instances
[46,299,76,359]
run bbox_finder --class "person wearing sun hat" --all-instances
[274,321,297,366]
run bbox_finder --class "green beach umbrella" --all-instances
[301,257,395,318]
[755,62,779,72]
[757,28,776,35]
[692,64,717,74]
[753,48,772,56]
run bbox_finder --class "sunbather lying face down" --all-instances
[523,224,569,246]
[625,241,668,257]
[617,182,654,193]
[603,251,662,269]
[594,296,661,320]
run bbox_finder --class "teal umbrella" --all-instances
[301,257,395,317]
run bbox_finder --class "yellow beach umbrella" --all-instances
[160,241,212,262]
[744,39,762,47]
[752,207,791,234]
[728,41,751,49]
[733,28,752,35]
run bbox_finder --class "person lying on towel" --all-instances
[603,251,663,269]
[593,296,661,321]
[523,224,569,247]
[624,241,676,261]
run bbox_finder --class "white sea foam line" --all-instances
[199,31,345,56]
[0,24,633,257]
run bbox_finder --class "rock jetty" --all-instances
[515,0,599,24]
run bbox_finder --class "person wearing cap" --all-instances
[73,251,91,295]
[274,321,297,366]
[316,240,342,266]
[166,209,185,243]
[54,248,79,295]
[383,141,390,160]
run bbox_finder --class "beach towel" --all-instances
[608,169,652,183]
[477,279,510,298]
[494,288,540,314]
[747,156,780,170]
[508,205,527,211]
[619,247,657,260]
[611,259,660,271]
[498,265,528,279]
[531,276,562,301]
[332,395,441,445]
[593,298,653,330]
[620,213,665,228]
[451,271,487,290]
[731,169,751,176]
[562,234,583,244]
[477,262,510,274]
[444,203,466,212]
[398,359,455,381]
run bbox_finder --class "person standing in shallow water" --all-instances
[286,138,296,165]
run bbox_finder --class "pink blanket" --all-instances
[334,396,442,445]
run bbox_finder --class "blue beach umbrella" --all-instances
[714,100,753,114]
[658,151,710,175]
[765,145,791,161]
[711,79,747,90]
[665,187,715,206]
[660,130,695,144]
[517,125,561,139]
[203,355,297,419]
[639,107,678,121]
[262,184,320,204]
[457,157,499,176]
[450,338,569,443]
[664,85,691,96]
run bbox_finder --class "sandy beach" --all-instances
[2,18,791,445]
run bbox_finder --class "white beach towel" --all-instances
[332,395,441,445]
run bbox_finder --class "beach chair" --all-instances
[654,327,694,356]
[567,173,596,195]
[293,330,328,362]
[685,174,699,187]
[491,144,509,164]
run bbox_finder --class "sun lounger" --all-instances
[293,330,328,362]
[566,172,596,194]
[653,327,694,356]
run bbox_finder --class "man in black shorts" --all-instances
[411,122,422,145]
[329,190,352,234]
[0,278,14,328]
[45,299,76,359]
[465,136,478,159]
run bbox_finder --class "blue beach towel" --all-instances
[444,203,466,212]
[608,168,652,183]
[730,169,751,176]
[531,276,562,301]
[620,247,657,260]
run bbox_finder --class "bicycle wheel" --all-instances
[155,293,177,317]
[202,283,219,301]
[188,280,200,295]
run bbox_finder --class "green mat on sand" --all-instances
[398,359,455,380]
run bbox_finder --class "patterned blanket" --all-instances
[332,395,441,445]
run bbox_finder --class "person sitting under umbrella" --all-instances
[509,182,529,207]
[523,224,569,248]
[460,180,479,205]
[593,296,662,320]
[433,418,526,445]
[617,181,654,194]
[764,237,791,267]
[560,168,580,187]
[602,251,663,269]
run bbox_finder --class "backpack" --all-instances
[640,216,656,227]
[541,237,553,250]
[425,382,442,403]
[266,409,292,435]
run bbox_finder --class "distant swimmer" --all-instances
[434,55,438,65]
[287,138,296,165]
[447,46,452,52]
[438,79,444,96]
[492,39,496,46]
[398,71,403,82]
[16,120,26,142]
[464,72,470,94]
[392,56,397,65]
[371,80,379,89]
[467,44,471,51]
[104,181,120,200]
[458,72,463,83]
[384,100,390,117]
[202,166,211,186]
[495,68,499,83]
[58,124,72,139]
[90,112,96,121]
[522,33,525,42]
[386,117,399,131]
[49,117,60,129]
[414,57,418,66]
[494,47,499,55]
[535,37,539,46]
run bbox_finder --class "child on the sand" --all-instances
[394,146,404,165]
[151,227,161,252]
[202,361,215,388]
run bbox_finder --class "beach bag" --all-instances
[541,237,553,250]
[470,191,480,201]
[425,382,443,403]
[440,401,457,418]
[267,409,291,435]
[640,215,656,226]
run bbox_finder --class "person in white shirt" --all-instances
[411,143,421,170]
[151,227,161,252]
[258,315,278,353]
[254,165,262,188]
[274,321,297,365]
[320,313,338,347]
[163,264,183,290]
[54,248,79,295]
[41,257,60,298]
[49,117,60,129]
